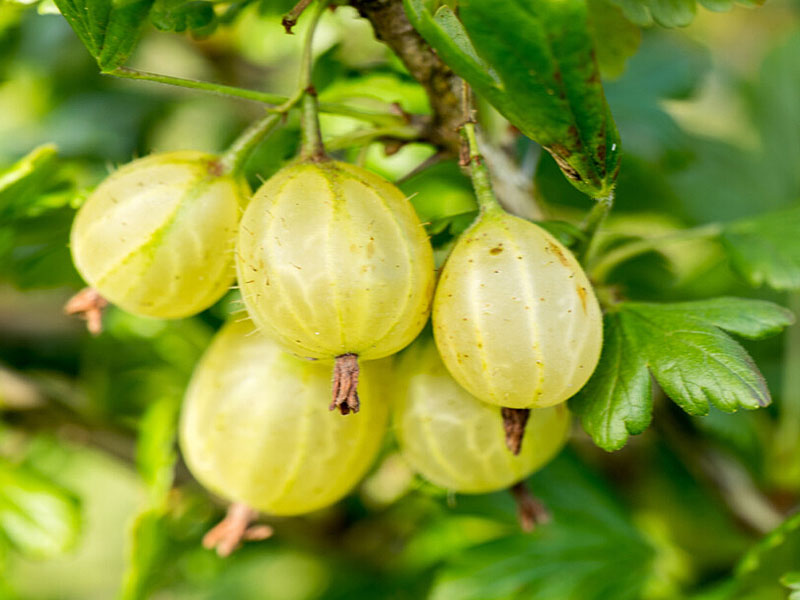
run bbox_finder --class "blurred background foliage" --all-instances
[2,0,800,598]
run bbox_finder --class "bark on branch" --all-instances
[349,0,463,154]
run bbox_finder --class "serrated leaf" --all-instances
[405,0,621,198]
[633,297,795,339]
[53,0,154,71]
[569,312,653,451]
[0,459,81,559]
[571,298,792,450]
[722,205,800,291]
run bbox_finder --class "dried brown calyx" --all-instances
[510,481,550,532]
[501,407,530,455]
[64,288,108,335]
[202,503,273,557]
[331,353,360,415]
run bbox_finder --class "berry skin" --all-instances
[393,336,570,494]
[179,319,389,516]
[70,151,248,319]
[432,208,603,409]
[236,160,435,413]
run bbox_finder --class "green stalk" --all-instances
[218,113,284,175]
[576,192,614,263]
[461,121,502,214]
[108,66,400,126]
[297,0,331,161]
[217,0,332,172]
[588,222,723,283]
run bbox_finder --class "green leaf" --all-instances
[0,144,62,221]
[607,0,762,27]
[631,297,796,340]
[587,0,642,79]
[429,451,656,600]
[149,0,216,33]
[782,572,800,600]
[403,0,502,94]
[53,0,154,71]
[571,298,793,450]
[0,459,81,559]
[568,311,653,451]
[733,512,800,599]
[119,508,170,600]
[136,397,179,506]
[722,205,800,291]
[405,0,621,198]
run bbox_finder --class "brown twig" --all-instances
[282,0,316,33]
[350,0,463,155]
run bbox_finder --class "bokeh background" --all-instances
[2,0,800,598]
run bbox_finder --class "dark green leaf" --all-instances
[0,459,81,559]
[429,452,656,600]
[405,0,621,198]
[569,311,652,451]
[571,298,792,450]
[53,0,154,71]
[722,205,800,291]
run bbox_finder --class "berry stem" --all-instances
[106,67,401,126]
[220,0,331,173]
[459,86,502,214]
[219,112,284,175]
[297,0,330,161]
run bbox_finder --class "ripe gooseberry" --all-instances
[432,207,603,409]
[393,335,570,493]
[70,151,248,319]
[179,319,389,516]
[236,160,435,414]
